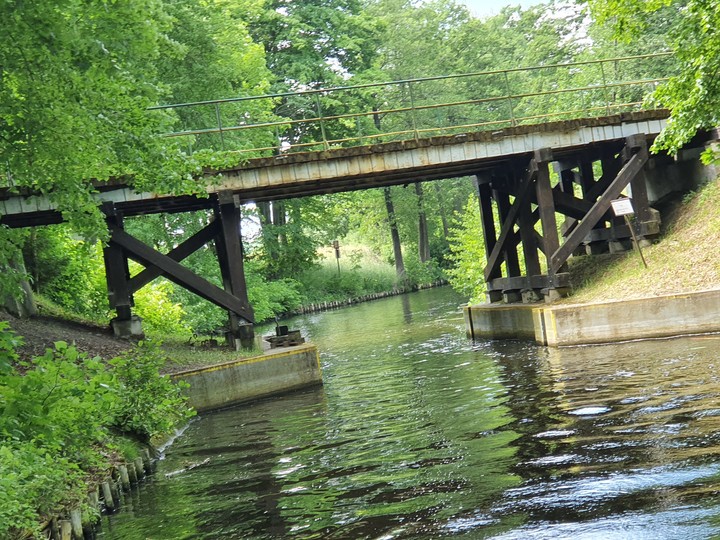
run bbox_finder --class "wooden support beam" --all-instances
[550,143,648,273]
[487,272,571,292]
[102,205,133,319]
[553,190,594,220]
[129,220,221,294]
[483,159,539,281]
[109,226,255,323]
[475,175,500,280]
[534,148,562,275]
[628,137,652,223]
[215,191,254,346]
[493,188,521,278]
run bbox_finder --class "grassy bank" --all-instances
[564,176,720,304]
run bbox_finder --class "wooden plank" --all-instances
[551,150,648,273]
[483,160,538,281]
[109,226,255,323]
[487,272,571,292]
[552,190,594,220]
[129,220,221,294]
[475,176,500,279]
[535,153,561,271]
[102,206,132,318]
[215,191,254,327]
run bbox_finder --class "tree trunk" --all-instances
[415,182,430,263]
[4,256,37,318]
[433,182,450,238]
[383,187,406,285]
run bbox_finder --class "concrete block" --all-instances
[172,344,322,412]
[540,288,720,346]
[111,315,144,338]
[464,303,537,340]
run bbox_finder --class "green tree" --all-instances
[587,0,719,155]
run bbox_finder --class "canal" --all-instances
[98,286,720,538]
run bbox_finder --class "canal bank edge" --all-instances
[464,288,720,346]
[170,343,322,412]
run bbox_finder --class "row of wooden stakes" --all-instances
[289,280,447,316]
[41,448,156,540]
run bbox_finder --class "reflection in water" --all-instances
[98,288,720,539]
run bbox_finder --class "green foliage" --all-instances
[446,195,486,301]
[133,278,192,338]
[402,255,445,289]
[0,324,193,535]
[22,228,108,321]
[109,341,195,440]
[588,0,719,155]
[0,443,85,537]
[0,343,116,466]
[297,252,398,302]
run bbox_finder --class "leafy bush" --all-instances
[0,444,84,537]
[403,255,445,290]
[446,196,487,301]
[133,278,192,338]
[0,342,116,467]
[0,324,194,536]
[109,340,195,440]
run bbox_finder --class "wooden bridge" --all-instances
[0,54,708,347]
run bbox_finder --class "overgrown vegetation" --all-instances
[0,323,194,537]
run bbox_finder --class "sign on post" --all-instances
[610,198,635,216]
[610,198,648,268]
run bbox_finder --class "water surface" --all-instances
[98,287,720,538]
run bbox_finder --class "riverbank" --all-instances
[466,174,720,345]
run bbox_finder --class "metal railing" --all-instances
[149,52,674,157]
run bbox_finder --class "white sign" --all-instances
[610,198,635,216]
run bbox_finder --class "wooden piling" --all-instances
[101,481,115,511]
[88,487,100,510]
[142,448,153,472]
[127,461,138,484]
[59,520,72,540]
[109,478,121,506]
[69,509,83,539]
[119,465,131,491]
[135,457,145,478]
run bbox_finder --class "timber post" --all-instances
[215,190,255,350]
[102,203,143,338]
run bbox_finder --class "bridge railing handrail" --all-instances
[151,52,674,155]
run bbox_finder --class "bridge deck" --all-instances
[0,110,669,227]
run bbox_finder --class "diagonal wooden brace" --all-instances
[129,220,221,294]
[483,158,539,281]
[550,144,648,274]
[109,225,255,324]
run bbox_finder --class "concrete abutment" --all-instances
[465,289,720,347]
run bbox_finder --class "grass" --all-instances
[561,176,720,304]
[159,334,263,374]
[298,245,398,303]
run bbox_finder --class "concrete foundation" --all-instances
[171,343,322,412]
[463,303,537,340]
[111,315,144,339]
[465,288,720,347]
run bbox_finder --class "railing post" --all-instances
[214,103,225,150]
[406,82,420,140]
[503,71,516,126]
[314,93,330,150]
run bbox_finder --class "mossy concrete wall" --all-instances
[171,343,322,412]
[465,288,720,347]
[463,303,537,340]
